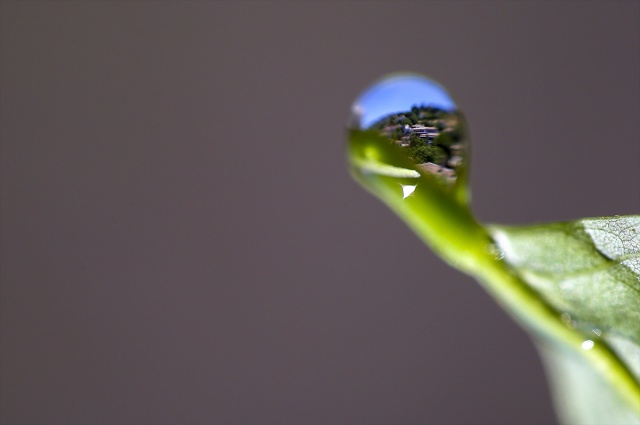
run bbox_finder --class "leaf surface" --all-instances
[491,216,640,345]
[491,216,640,423]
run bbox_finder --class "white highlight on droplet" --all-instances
[401,184,417,199]
[581,340,595,350]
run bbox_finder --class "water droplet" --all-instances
[581,340,595,350]
[592,328,602,337]
[560,312,573,326]
[485,242,505,260]
[349,73,469,195]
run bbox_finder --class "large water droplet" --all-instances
[349,73,469,197]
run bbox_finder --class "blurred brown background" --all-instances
[1,2,638,424]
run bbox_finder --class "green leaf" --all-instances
[347,128,640,424]
[490,217,640,424]
[491,216,640,343]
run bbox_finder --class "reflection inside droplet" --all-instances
[581,340,595,350]
[350,74,468,188]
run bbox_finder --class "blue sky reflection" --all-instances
[354,75,457,129]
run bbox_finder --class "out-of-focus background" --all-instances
[1,2,638,424]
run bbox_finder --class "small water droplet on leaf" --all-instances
[485,242,505,260]
[561,312,574,327]
[581,340,595,350]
